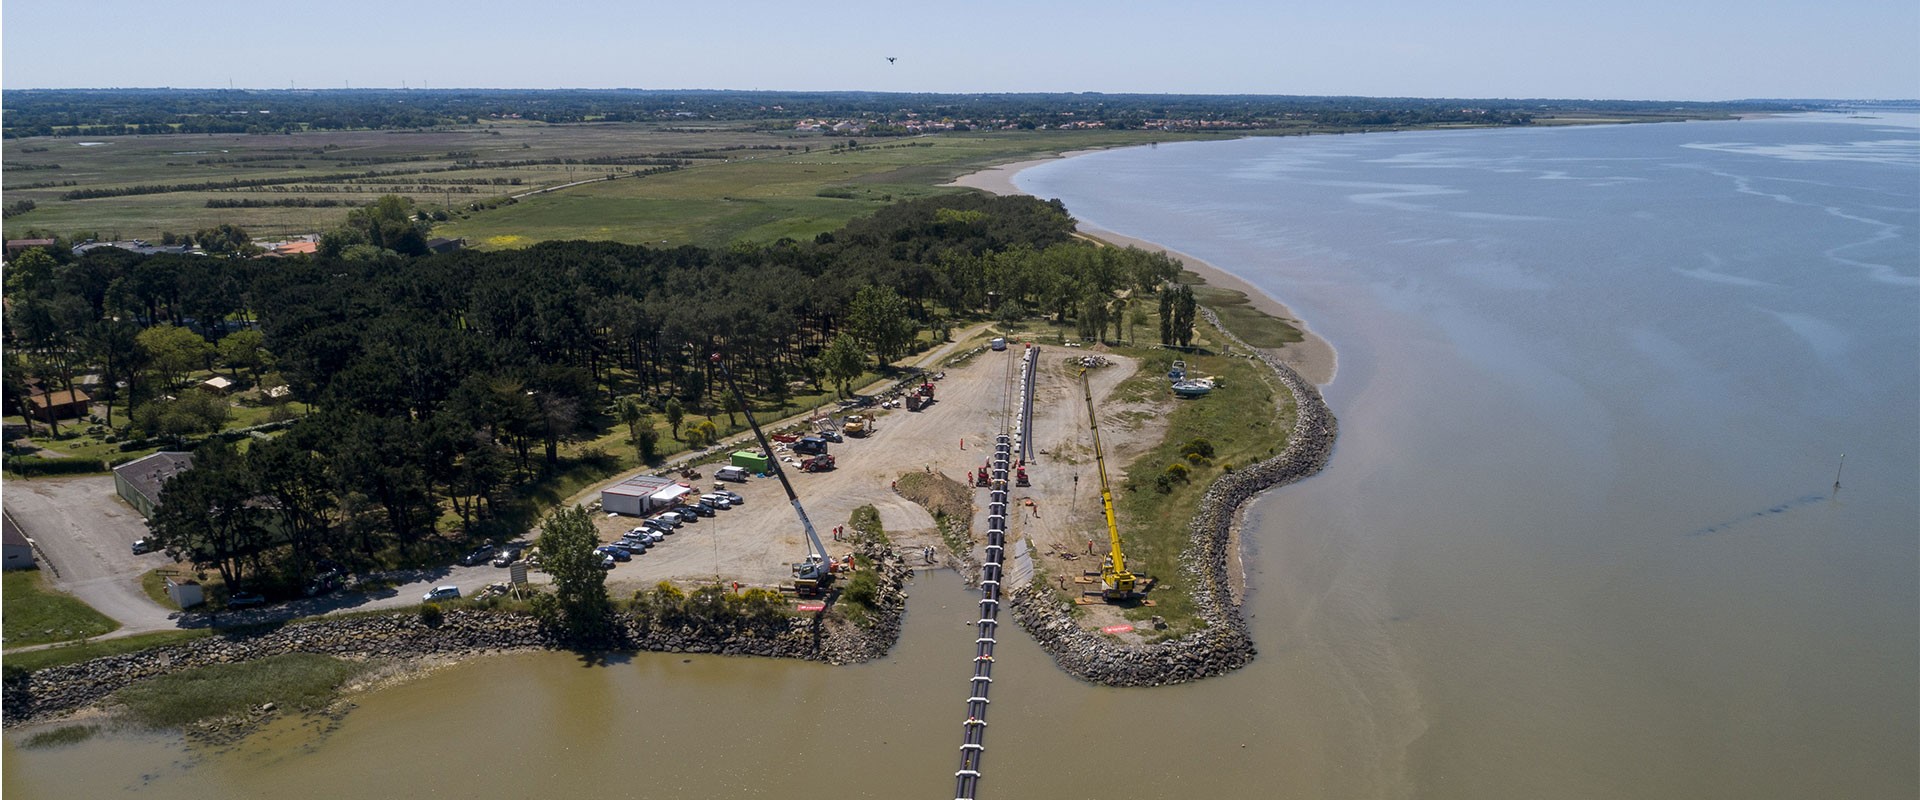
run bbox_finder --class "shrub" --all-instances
[418,602,444,627]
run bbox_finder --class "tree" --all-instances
[818,332,864,397]
[847,285,915,366]
[534,505,611,642]
[664,397,685,440]
[1170,285,1197,348]
[618,396,646,444]
[216,329,270,383]
[131,389,230,438]
[193,223,257,257]
[137,324,212,391]
[150,441,270,590]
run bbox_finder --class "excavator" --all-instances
[1080,367,1143,602]
[712,353,835,595]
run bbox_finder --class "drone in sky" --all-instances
[886,57,897,64]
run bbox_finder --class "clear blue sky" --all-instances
[5,0,1916,99]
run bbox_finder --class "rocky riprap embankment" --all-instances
[4,544,915,727]
[1010,307,1337,686]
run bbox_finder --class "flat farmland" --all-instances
[4,122,1215,245]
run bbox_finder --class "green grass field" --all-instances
[4,122,1219,246]
[113,652,371,728]
[2,570,120,647]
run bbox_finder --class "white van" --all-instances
[715,465,749,482]
[990,337,1007,351]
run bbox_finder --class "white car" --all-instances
[423,585,461,602]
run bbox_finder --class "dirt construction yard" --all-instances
[588,338,1172,600]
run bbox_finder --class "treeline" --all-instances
[206,197,356,208]
[4,193,1184,594]
[3,88,1815,138]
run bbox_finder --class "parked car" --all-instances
[817,430,844,443]
[227,591,267,608]
[131,537,156,555]
[616,537,650,554]
[596,545,631,562]
[642,519,674,534]
[649,514,681,529]
[492,546,523,567]
[717,490,744,505]
[639,530,666,543]
[597,553,616,569]
[423,585,461,602]
[701,493,733,509]
[690,502,717,517]
[459,545,496,566]
[672,508,700,524]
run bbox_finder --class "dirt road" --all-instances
[590,337,1172,598]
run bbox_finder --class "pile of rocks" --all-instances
[1009,308,1337,686]
[5,610,554,725]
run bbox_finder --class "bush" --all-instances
[3,456,108,477]
[418,602,444,627]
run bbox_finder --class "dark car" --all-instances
[672,508,700,524]
[596,545,631,562]
[616,538,649,554]
[459,545,497,566]
[227,591,267,608]
[717,490,744,505]
[492,546,523,567]
[690,502,717,517]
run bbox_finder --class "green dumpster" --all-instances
[730,451,771,473]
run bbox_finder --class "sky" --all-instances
[4,0,1916,100]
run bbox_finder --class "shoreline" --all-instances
[947,149,1338,386]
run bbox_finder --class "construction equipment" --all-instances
[1015,465,1030,487]
[843,414,869,437]
[711,353,834,588]
[800,454,836,472]
[976,463,991,487]
[1082,367,1140,601]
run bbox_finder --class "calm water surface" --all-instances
[7,114,1916,799]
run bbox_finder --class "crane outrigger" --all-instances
[711,353,834,593]
[1082,367,1140,601]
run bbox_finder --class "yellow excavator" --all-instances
[1081,367,1140,601]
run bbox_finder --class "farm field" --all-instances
[3,122,1215,246]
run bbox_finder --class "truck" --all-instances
[843,415,869,437]
[792,436,829,455]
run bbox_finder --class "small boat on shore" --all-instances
[1171,377,1215,398]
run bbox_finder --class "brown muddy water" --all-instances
[4,569,1374,799]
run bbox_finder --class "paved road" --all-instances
[4,477,179,636]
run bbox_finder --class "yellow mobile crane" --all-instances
[1082,367,1139,601]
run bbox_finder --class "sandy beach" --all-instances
[948,151,1337,385]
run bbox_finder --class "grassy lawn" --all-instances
[1069,323,1296,633]
[113,652,371,728]
[4,629,214,672]
[2,570,120,647]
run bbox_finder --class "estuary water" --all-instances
[6,115,1916,799]
[1017,112,1920,798]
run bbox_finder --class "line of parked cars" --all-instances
[595,490,744,569]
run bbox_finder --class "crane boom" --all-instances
[711,353,831,581]
[1082,367,1136,598]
